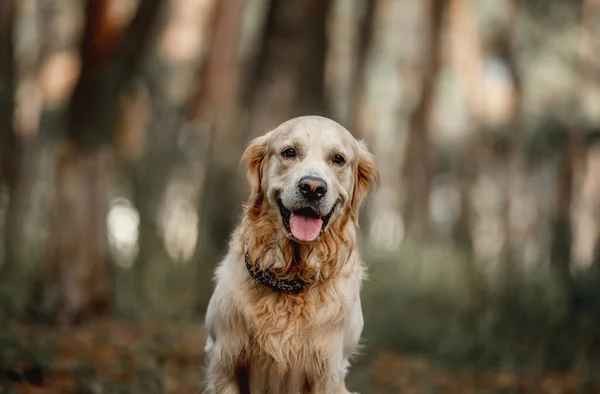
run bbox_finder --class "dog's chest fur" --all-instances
[244,281,348,360]
[247,292,346,388]
[219,251,362,391]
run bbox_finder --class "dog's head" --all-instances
[243,116,378,244]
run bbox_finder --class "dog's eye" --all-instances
[281,148,296,158]
[332,154,346,165]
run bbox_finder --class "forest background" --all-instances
[1,0,600,392]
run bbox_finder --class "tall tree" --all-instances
[347,0,376,135]
[572,0,600,269]
[246,0,330,135]
[447,0,486,252]
[129,0,219,309]
[548,0,587,288]
[191,0,250,314]
[403,0,447,240]
[325,0,369,126]
[357,0,427,249]
[0,0,19,275]
[0,0,15,189]
[35,0,164,325]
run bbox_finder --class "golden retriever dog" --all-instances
[204,115,378,393]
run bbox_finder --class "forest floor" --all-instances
[0,318,598,394]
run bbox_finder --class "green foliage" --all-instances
[360,241,600,374]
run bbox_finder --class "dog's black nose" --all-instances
[298,176,327,201]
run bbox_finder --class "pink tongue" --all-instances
[289,214,323,242]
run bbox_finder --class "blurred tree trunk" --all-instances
[0,0,16,188]
[544,130,578,371]
[572,0,600,269]
[246,0,329,135]
[447,0,485,252]
[35,0,164,325]
[192,0,250,313]
[0,0,20,276]
[498,0,522,273]
[130,82,179,308]
[403,0,447,240]
[342,0,376,231]
[326,0,368,126]
[120,0,218,313]
[130,67,192,309]
[358,0,424,250]
[551,137,575,272]
[549,0,587,282]
[41,146,113,323]
[347,0,376,135]
[545,0,599,374]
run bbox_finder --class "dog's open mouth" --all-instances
[277,199,335,242]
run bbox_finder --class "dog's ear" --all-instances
[242,134,269,214]
[350,140,379,225]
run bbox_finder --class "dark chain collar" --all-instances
[244,251,311,292]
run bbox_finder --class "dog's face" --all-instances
[243,116,378,243]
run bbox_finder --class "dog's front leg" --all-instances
[205,362,240,394]
[205,346,248,394]
[336,296,364,394]
[204,284,247,394]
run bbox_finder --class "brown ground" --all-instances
[0,319,598,393]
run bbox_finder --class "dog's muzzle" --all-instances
[276,198,335,243]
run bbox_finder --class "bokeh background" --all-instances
[1,0,600,392]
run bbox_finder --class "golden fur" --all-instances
[204,116,378,393]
